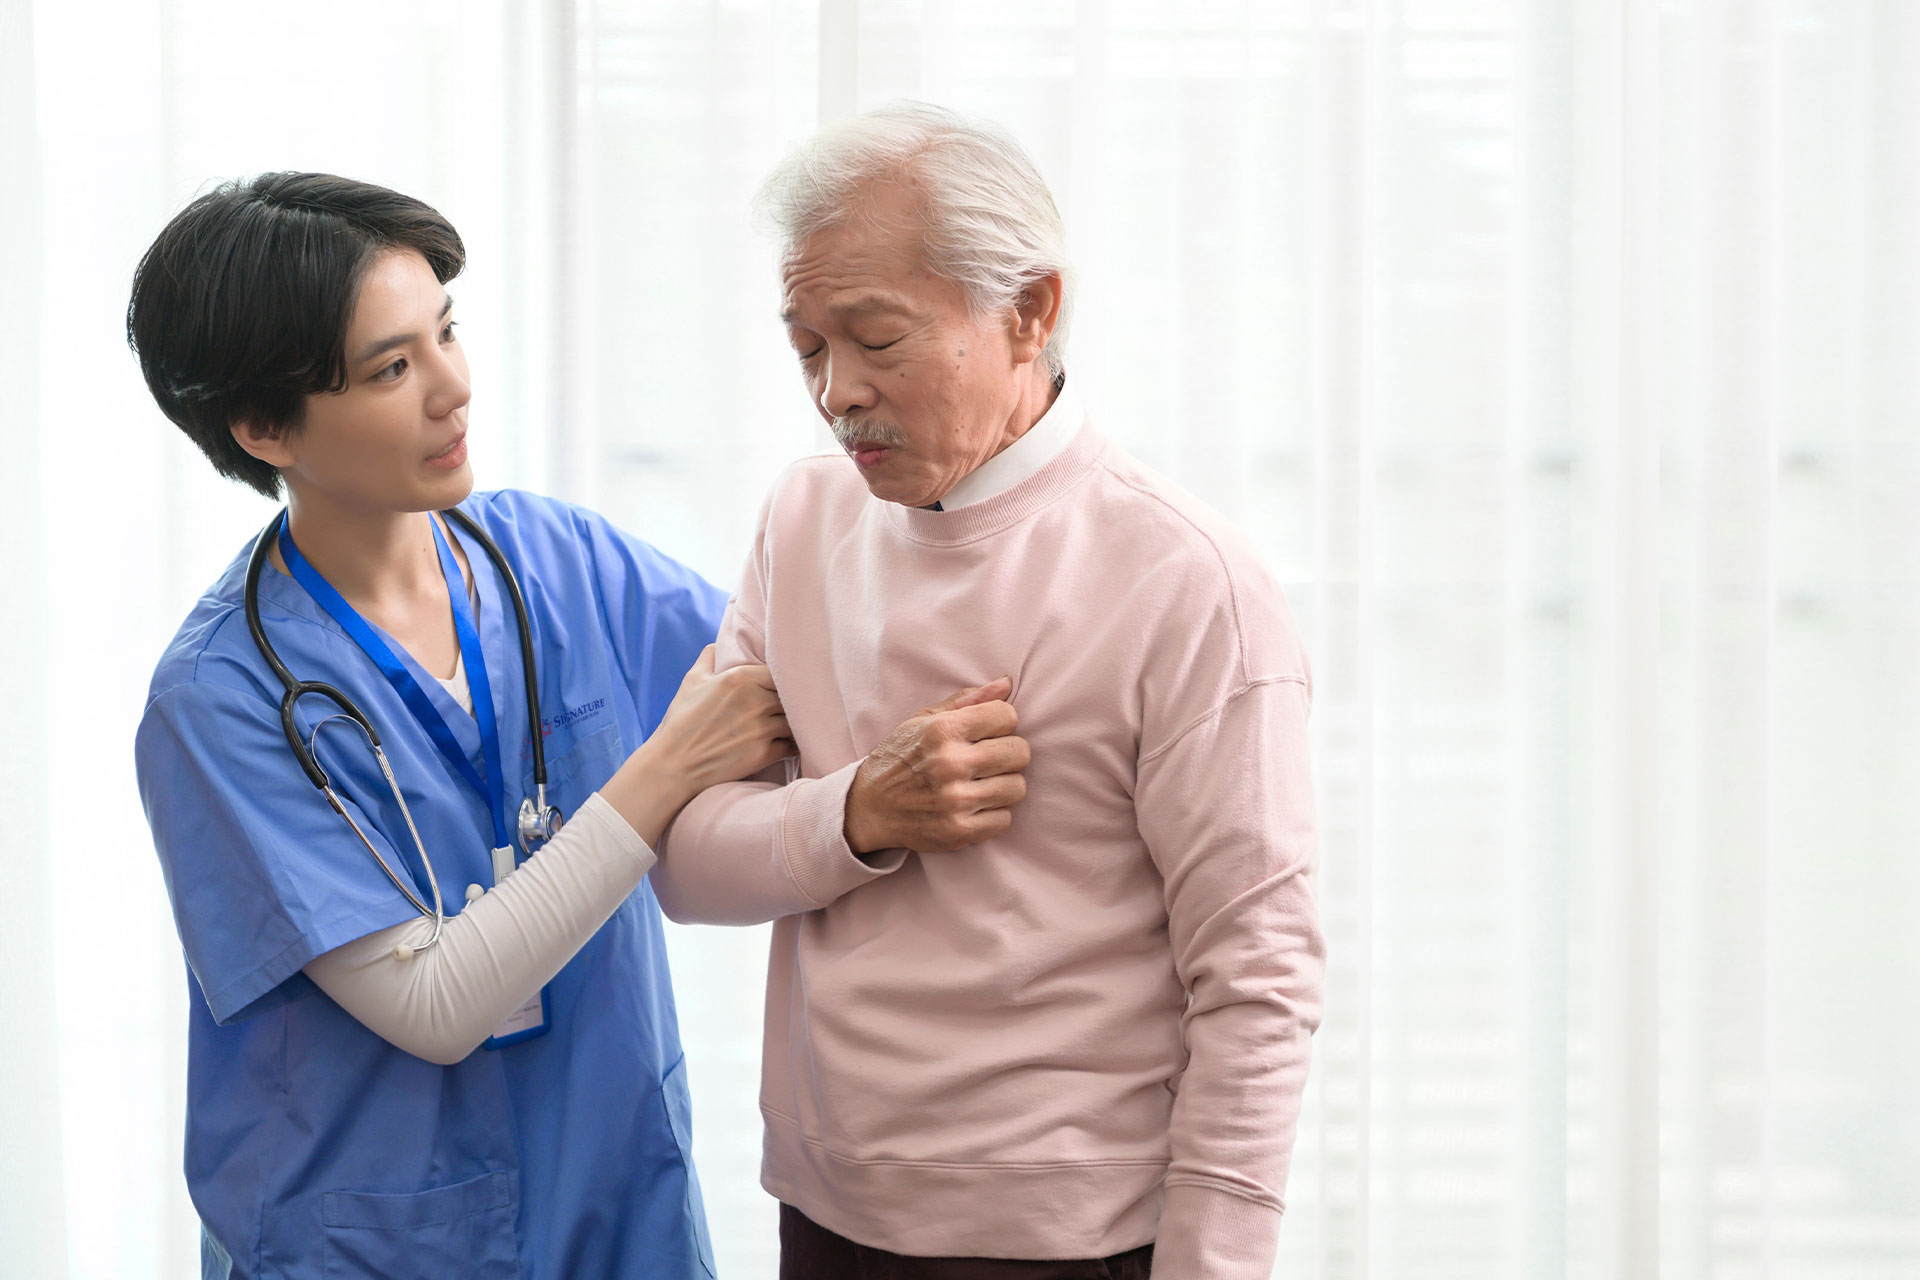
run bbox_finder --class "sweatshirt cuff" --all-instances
[779,759,907,906]
[1151,1181,1283,1280]
[574,791,659,876]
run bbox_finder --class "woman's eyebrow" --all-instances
[352,294,455,365]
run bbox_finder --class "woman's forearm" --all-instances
[596,737,698,847]
[303,792,655,1064]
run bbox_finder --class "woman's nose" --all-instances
[426,346,471,418]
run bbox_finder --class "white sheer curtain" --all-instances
[8,3,1916,1279]
[1,3,67,1278]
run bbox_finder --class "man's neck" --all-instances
[986,364,1064,461]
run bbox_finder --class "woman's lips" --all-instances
[426,435,468,470]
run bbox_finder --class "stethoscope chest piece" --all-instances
[518,791,563,855]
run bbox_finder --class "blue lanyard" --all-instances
[278,512,513,852]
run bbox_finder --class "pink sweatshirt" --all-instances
[652,421,1324,1277]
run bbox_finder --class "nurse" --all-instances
[128,173,778,1278]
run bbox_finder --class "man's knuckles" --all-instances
[959,699,1018,734]
[928,699,1016,742]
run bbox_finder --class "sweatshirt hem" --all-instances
[761,1105,1166,1259]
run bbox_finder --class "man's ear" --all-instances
[1008,271,1063,367]
[229,417,296,469]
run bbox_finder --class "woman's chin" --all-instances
[423,463,477,508]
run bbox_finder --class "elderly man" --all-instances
[652,103,1323,1279]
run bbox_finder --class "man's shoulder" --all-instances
[1079,436,1307,683]
[1084,438,1273,582]
[759,450,873,529]
[779,448,865,490]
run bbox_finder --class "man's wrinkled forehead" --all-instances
[779,186,931,300]
[779,290,914,327]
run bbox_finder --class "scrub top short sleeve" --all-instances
[137,674,421,1025]
[573,508,728,735]
[139,491,722,1280]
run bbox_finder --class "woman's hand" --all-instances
[648,646,793,793]
[598,646,793,845]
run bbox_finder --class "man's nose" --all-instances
[817,350,875,420]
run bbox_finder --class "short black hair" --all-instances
[126,173,466,499]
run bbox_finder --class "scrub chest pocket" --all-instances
[321,1170,518,1279]
[543,722,623,792]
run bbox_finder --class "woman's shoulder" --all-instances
[455,487,622,562]
[456,486,579,540]
[457,488,710,594]
[143,537,284,709]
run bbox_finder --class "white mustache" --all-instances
[832,417,911,449]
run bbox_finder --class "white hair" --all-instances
[755,101,1073,378]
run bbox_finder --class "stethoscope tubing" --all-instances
[241,506,555,958]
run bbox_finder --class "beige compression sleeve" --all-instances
[302,792,655,1064]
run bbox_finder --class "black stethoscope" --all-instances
[243,507,561,959]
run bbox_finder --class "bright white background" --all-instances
[2,2,1916,1278]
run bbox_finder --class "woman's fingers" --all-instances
[719,661,777,692]
[676,644,718,697]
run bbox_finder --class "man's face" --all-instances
[780,182,1029,508]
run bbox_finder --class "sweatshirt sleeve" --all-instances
[649,483,905,926]
[1135,675,1325,1279]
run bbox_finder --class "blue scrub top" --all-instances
[134,490,727,1280]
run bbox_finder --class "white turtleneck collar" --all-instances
[937,372,1083,512]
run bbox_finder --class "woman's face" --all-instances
[238,248,473,515]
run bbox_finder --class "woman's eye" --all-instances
[798,347,823,363]
[374,357,408,382]
[441,320,459,343]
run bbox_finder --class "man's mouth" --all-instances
[831,415,909,466]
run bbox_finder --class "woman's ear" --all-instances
[1008,272,1063,367]
[229,418,296,469]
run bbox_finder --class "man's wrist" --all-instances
[842,773,887,855]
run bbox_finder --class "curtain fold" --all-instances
[13,2,1916,1277]
[0,0,68,1271]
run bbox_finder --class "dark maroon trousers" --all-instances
[779,1204,1155,1280]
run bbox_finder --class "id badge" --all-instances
[484,844,552,1049]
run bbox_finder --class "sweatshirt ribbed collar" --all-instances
[886,417,1106,547]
